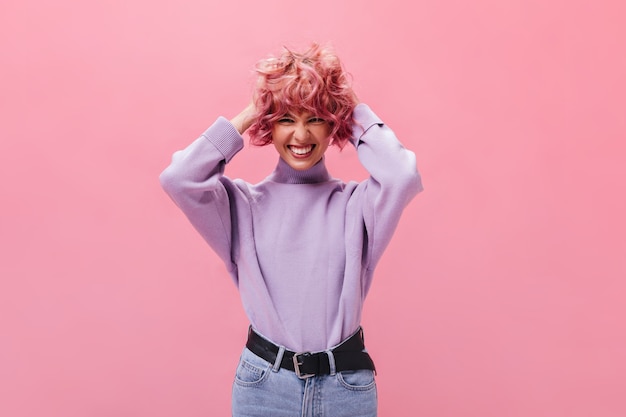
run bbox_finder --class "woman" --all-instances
[160,43,423,416]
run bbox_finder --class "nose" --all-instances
[293,122,309,142]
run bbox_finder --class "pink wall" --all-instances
[2,0,625,416]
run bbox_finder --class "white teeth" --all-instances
[289,145,313,155]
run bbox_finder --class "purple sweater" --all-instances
[160,104,423,352]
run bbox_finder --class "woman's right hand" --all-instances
[230,101,257,135]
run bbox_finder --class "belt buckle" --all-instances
[292,352,315,379]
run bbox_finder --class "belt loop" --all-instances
[326,350,337,376]
[272,345,286,372]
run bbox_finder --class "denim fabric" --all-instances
[232,347,377,417]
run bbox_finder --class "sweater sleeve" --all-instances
[159,117,245,273]
[351,104,424,270]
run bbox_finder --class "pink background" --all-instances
[2,1,625,416]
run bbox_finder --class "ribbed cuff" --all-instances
[201,116,244,163]
[351,103,384,142]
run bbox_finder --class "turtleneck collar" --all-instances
[266,157,332,184]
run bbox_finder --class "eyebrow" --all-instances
[283,112,319,119]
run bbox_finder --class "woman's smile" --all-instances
[287,144,315,157]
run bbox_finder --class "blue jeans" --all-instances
[232,347,378,417]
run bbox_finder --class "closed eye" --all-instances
[277,116,295,124]
[309,117,326,124]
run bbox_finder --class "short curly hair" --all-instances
[247,43,356,149]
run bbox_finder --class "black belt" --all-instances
[245,327,376,379]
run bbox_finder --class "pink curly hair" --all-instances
[248,43,357,149]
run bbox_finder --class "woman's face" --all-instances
[271,111,331,171]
